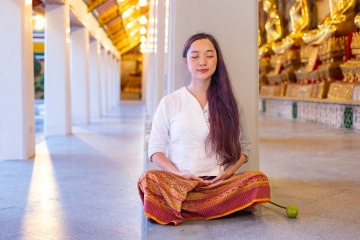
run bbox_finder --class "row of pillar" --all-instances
[0,0,120,160]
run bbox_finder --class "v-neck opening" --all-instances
[184,87,208,111]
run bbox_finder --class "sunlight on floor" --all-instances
[20,140,66,238]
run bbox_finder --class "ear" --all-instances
[184,58,187,65]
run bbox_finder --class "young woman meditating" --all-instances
[138,32,270,225]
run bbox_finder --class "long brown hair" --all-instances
[183,33,241,166]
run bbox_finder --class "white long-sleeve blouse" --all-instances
[148,87,251,176]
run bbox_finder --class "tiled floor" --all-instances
[1,102,360,240]
[0,102,145,240]
[145,113,360,240]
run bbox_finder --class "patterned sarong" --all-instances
[138,170,270,225]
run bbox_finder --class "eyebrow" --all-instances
[190,50,215,54]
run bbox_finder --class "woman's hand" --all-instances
[151,153,212,186]
[208,154,248,184]
[209,171,232,184]
[179,172,209,186]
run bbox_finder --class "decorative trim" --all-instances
[259,98,360,131]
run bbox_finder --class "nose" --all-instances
[198,55,207,66]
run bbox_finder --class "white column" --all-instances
[100,48,108,115]
[89,39,101,118]
[70,27,90,124]
[145,0,157,119]
[145,52,156,119]
[107,54,113,110]
[112,57,118,107]
[145,0,167,119]
[152,0,167,115]
[0,0,35,160]
[113,59,117,104]
[142,52,149,103]
[166,0,259,170]
[116,59,121,104]
[44,2,71,136]
[107,53,113,110]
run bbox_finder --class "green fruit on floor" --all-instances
[286,204,298,218]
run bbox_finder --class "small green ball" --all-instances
[286,204,298,218]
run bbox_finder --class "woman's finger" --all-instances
[210,176,221,184]
[191,175,204,182]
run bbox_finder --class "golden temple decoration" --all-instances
[259,0,284,58]
[272,0,309,54]
[111,28,128,42]
[340,61,359,82]
[285,84,313,99]
[354,12,360,28]
[350,31,360,58]
[302,0,356,45]
[87,0,108,12]
[312,82,331,98]
[118,0,139,14]
[318,36,347,63]
[327,82,359,100]
[98,5,119,27]
[261,1,311,94]
[259,85,284,97]
[259,0,360,102]
[264,0,283,44]
[289,0,309,38]
[258,29,262,47]
[338,13,360,89]
[104,18,123,36]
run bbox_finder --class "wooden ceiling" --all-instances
[85,0,149,55]
[32,0,149,55]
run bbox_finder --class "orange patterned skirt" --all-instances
[138,170,270,225]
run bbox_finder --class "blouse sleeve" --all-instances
[148,97,170,160]
[238,102,251,160]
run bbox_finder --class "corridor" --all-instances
[1,102,360,239]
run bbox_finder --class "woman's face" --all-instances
[185,38,217,83]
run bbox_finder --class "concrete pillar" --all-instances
[144,0,168,120]
[89,40,101,118]
[107,56,112,108]
[70,27,90,124]
[44,2,71,136]
[141,52,149,103]
[144,0,157,119]
[0,0,35,160]
[100,48,108,115]
[146,53,156,118]
[107,54,113,110]
[111,57,116,107]
[115,59,121,104]
[166,0,259,170]
[107,55,113,109]
[152,0,167,115]
[112,57,119,106]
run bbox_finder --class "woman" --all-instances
[138,33,270,225]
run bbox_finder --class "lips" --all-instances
[198,69,209,73]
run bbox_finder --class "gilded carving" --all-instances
[273,0,310,54]
[302,0,356,45]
